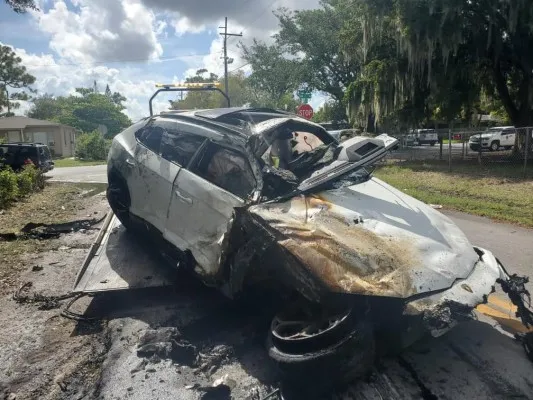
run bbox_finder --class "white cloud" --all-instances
[172,16,206,36]
[33,0,163,63]
[7,46,170,122]
[139,0,321,34]
[6,0,325,122]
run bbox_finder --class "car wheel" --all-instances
[267,303,375,393]
[490,141,499,151]
[505,146,513,150]
[430,142,436,146]
[107,173,133,230]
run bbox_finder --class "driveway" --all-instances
[47,164,107,183]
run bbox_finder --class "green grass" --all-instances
[442,139,463,144]
[374,161,533,227]
[53,158,106,168]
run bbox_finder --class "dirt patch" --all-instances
[0,182,110,399]
[0,183,106,295]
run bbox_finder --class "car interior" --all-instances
[191,142,256,199]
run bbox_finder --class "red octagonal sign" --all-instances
[297,104,314,120]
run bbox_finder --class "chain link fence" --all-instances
[388,127,533,177]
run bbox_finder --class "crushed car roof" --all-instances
[194,107,293,121]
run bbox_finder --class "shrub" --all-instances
[75,131,111,160]
[17,168,34,196]
[17,165,44,195]
[0,165,44,209]
[0,168,19,208]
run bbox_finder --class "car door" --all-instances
[165,141,257,277]
[502,128,515,147]
[127,119,182,233]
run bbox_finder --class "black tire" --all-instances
[107,173,133,230]
[267,311,375,392]
[490,141,499,151]
[430,142,436,146]
[505,146,513,150]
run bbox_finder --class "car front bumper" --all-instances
[404,247,510,337]
[469,142,489,151]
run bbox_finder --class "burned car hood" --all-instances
[247,177,479,298]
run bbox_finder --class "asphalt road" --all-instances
[391,142,510,160]
[444,210,533,288]
[47,164,107,183]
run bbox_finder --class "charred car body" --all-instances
[107,105,533,388]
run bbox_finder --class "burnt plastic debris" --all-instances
[0,215,106,241]
[498,274,533,327]
[136,327,198,366]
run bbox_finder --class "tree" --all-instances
[312,100,347,123]
[361,0,533,128]
[27,88,131,138]
[274,5,359,101]
[5,0,38,13]
[169,70,221,110]
[27,94,63,121]
[0,45,35,117]
[240,40,302,104]
[105,84,112,98]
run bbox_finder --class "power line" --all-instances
[23,53,212,67]
[228,62,251,74]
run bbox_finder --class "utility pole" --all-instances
[219,17,242,101]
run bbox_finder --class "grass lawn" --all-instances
[375,161,533,227]
[54,158,106,168]
[442,139,463,144]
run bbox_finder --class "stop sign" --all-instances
[297,104,314,120]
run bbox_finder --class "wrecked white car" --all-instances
[107,107,533,388]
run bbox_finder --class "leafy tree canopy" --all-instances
[5,0,38,13]
[0,45,36,117]
[28,85,131,137]
[169,70,299,111]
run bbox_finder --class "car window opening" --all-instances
[191,142,256,199]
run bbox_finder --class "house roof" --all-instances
[0,116,74,131]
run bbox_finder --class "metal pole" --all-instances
[448,124,452,172]
[525,127,530,178]
[219,18,242,104]
[223,17,228,99]
[5,87,10,115]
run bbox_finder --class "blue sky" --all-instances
[0,0,327,121]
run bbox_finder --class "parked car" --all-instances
[413,129,438,146]
[106,107,532,391]
[0,142,54,172]
[469,126,516,152]
[328,129,360,142]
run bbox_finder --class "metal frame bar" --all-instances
[149,87,231,116]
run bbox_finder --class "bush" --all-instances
[0,168,19,208]
[0,165,44,209]
[75,131,111,161]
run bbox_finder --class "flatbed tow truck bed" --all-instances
[73,211,175,294]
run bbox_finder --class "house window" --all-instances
[7,131,19,142]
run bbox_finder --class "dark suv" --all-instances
[0,143,54,172]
